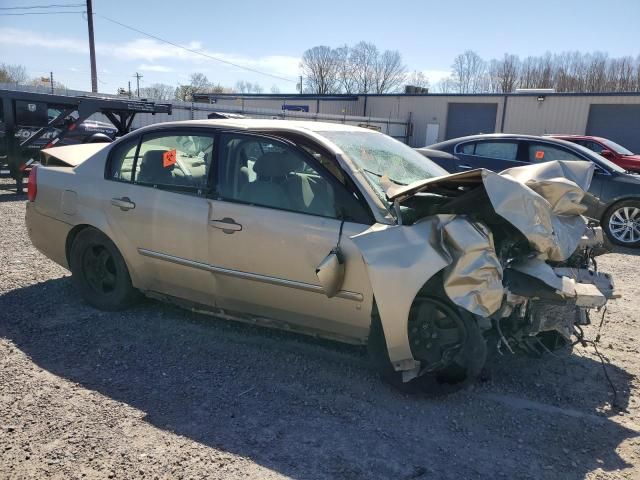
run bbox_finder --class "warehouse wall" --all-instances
[502,95,640,136]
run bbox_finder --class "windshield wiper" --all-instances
[362,168,407,185]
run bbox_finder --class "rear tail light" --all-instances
[27,165,38,202]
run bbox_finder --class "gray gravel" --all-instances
[1,177,639,480]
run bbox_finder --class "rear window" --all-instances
[473,141,518,160]
[527,143,583,162]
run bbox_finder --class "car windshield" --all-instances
[602,139,634,156]
[318,130,448,200]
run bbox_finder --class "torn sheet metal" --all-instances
[439,216,504,317]
[385,160,595,262]
[351,215,504,368]
[351,220,451,369]
[510,257,607,308]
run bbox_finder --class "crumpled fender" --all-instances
[354,160,596,371]
[352,215,503,370]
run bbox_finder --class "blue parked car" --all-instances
[418,134,640,248]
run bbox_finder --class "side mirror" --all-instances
[600,149,613,158]
[315,247,345,298]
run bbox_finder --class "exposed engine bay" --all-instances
[350,160,617,380]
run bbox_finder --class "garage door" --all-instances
[445,103,498,140]
[586,104,640,153]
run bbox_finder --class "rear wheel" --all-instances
[603,200,640,247]
[69,228,139,310]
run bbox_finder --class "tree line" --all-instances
[439,50,640,94]
[4,47,640,100]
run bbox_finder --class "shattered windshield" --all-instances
[318,130,448,201]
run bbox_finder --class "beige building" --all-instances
[192,92,640,151]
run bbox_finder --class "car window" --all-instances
[108,137,139,182]
[473,141,518,160]
[527,142,583,162]
[132,133,214,192]
[217,133,369,221]
[577,140,605,154]
[458,142,476,154]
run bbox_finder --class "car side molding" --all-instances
[137,248,364,302]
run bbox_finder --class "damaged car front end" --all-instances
[328,136,618,389]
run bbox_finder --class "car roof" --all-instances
[547,134,607,142]
[426,133,584,150]
[131,118,374,135]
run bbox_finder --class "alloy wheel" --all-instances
[608,206,640,244]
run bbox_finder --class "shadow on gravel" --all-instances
[1,278,638,480]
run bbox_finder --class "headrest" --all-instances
[252,152,300,178]
[141,150,172,170]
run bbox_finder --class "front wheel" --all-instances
[369,288,487,396]
[69,228,139,310]
[602,200,640,247]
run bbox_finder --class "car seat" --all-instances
[136,150,174,185]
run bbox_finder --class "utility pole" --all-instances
[128,81,132,98]
[49,72,54,94]
[86,0,98,93]
[134,72,143,97]
[299,75,303,95]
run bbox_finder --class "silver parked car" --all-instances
[25,120,616,392]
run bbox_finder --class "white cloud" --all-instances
[138,64,174,72]
[0,27,299,81]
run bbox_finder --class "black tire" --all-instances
[69,228,139,310]
[602,200,640,248]
[368,281,487,396]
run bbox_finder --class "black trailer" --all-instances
[0,89,172,193]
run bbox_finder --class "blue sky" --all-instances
[1,0,639,94]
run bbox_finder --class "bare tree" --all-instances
[0,63,28,84]
[175,72,213,101]
[374,49,407,93]
[406,70,430,89]
[335,45,357,94]
[435,76,458,93]
[350,41,379,94]
[488,54,519,93]
[271,84,281,94]
[300,46,340,94]
[139,83,175,100]
[451,50,486,93]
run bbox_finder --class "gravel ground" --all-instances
[1,177,639,480]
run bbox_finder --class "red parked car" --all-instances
[549,135,640,173]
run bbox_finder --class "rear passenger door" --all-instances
[454,139,528,172]
[104,129,216,306]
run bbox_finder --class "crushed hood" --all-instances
[384,160,595,262]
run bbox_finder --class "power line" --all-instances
[0,11,84,15]
[96,13,297,84]
[0,4,83,9]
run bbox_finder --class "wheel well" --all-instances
[65,224,94,265]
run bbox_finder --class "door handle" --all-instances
[209,217,242,234]
[458,164,473,170]
[111,196,136,211]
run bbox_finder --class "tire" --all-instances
[69,228,139,310]
[368,280,487,396]
[602,200,640,248]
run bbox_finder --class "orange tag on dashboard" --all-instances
[535,150,545,160]
[163,149,177,168]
